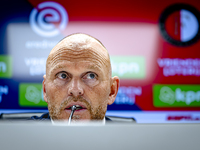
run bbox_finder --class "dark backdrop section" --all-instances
[0,0,32,54]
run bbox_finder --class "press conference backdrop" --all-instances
[0,0,200,123]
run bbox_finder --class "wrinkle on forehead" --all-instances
[49,47,108,67]
[47,48,109,76]
[46,34,111,76]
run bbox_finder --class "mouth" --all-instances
[65,104,87,111]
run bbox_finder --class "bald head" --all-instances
[42,33,119,121]
[46,33,111,78]
[54,33,108,52]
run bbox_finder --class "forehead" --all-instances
[46,35,110,75]
[50,59,103,76]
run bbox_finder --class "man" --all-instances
[31,33,119,123]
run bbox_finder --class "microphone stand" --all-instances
[68,105,76,125]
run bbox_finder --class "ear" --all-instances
[42,75,48,103]
[108,76,120,105]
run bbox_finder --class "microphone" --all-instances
[68,105,77,125]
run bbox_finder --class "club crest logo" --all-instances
[159,4,200,46]
[29,1,68,37]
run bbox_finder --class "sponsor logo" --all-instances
[115,86,142,105]
[25,40,58,49]
[29,1,68,37]
[159,4,200,46]
[0,55,12,78]
[0,85,8,103]
[111,56,145,79]
[157,58,200,77]
[153,84,200,107]
[167,115,200,121]
[19,83,47,107]
[25,57,46,76]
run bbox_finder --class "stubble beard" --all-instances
[47,95,107,121]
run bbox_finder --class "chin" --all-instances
[72,115,91,121]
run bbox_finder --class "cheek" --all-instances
[46,81,66,104]
[87,81,110,106]
[54,78,68,86]
[84,80,99,87]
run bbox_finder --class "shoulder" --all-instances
[30,112,51,121]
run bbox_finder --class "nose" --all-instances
[68,78,83,97]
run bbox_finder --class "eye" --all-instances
[57,72,69,79]
[88,73,95,79]
[83,72,97,80]
[82,72,99,86]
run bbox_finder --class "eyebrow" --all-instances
[87,64,102,71]
[48,64,66,76]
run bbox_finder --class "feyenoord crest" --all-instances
[159,4,200,46]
